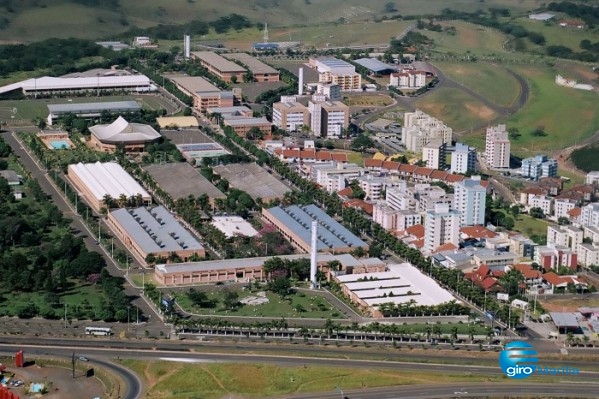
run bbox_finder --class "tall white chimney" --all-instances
[298,67,304,96]
[310,220,318,289]
[184,35,191,59]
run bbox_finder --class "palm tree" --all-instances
[102,194,114,209]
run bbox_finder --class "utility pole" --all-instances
[64,303,68,328]
[72,352,75,379]
[127,306,131,332]
[98,218,101,242]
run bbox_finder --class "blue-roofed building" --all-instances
[106,205,205,265]
[262,204,368,254]
[354,58,397,75]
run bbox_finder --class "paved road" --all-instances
[1,132,167,337]
[90,356,142,399]
[3,342,599,399]
[278,382,599,399]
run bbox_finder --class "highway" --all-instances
[3,342,599,399]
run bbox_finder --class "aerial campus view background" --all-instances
[0,0,598,398]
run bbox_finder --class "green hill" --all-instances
[0,0,544,43]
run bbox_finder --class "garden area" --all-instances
[173,283,345,319]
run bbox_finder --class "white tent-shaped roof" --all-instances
[89,116,161,144]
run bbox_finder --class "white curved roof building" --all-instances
[89,116,161,152]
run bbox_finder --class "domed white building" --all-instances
[89,116,161,153]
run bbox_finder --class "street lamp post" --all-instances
[64,304,68,329]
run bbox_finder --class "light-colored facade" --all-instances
[386,185,415,211]
[402,110,452,152]
[528,194,554,216]
[389,70,426,89]
[450,143,476,174]
[316,83,342,101]
[581,203,599,227]
[485,124,511,169]
[309,57,362,91]
[315,163,365,193]
[577,243,599,267]
[312,101,349,137]
[191,51,247,82]
[373,203,422,231]
[67,161,152,212]
[424,203,460,253]
[547,225,583,251]
[453,176,486,226]
[521,155,557,181]
[586,171,599,185]
[357,176,404,201]
[272,102,310,132]
[554,198,577,220]
[422,138,446,170]
[88,116,161,153]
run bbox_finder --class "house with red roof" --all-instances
[465,264,503,292]
[511,264,542,285]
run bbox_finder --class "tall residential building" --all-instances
[272,102,310,132]
[581,203,599,227]
[450,143,476,174]
[309,100,349,137]
[422,138,446,170]
[453,176,486,226]
[373,203,422,231]
[521,155,557,181]
[386,185,415,211]
[485,124,511,169]
[402,110,452,152]
[424,203,461,253]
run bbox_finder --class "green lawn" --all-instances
[174,287,345,319]
[0,281,107,319]
[515,18,599,51]
[394,323,488,335]
[505,64,599,157]
[425,21,511,57]
[122,360,513,399]
[414,87,498,132]
[0,95,169,121]
[433,61,521,107]
[513,214,551,238]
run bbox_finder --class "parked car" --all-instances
[78,356,89,362]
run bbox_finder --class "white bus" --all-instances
[85,327,112,336]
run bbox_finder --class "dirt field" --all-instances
[539,298,599,313]
[4,362,105,399]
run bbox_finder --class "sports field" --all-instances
[414,87,498,133]
[433,61,521,107]
[0,95,170,122]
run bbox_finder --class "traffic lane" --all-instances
[280,383,599,399]
[2,337,599,369]
[91,357,142,399]
[5,344,599,378]
[2,132,159,326]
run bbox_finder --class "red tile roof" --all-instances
[430,170,449,180]
[399,163,418,173]
[568,207,581,217]
[460,226,498,239]
[382,161,401,171]
[512,264,542,280]
[444,174,465,183]
[523,187,548,195]
[343,199,374,215]
[331,153,348,162]
[364,158,383,168]
[434,242,458,253]
[413,167,433,177]
[411,238,425,248]
[542,272,567,286]
[481,277,500,290]
[405,224,425,239]
[337,187,353,197]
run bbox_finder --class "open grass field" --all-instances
[432,61,521,108]
[426,21,511,57]
[512,214,551,238]
[121,360,513,399]
[504,64,599,157]
[174,287,345,319]
[0,0,545,43]
[514,18,599,52]
[344,94,394,107]
[0,95,170,121]
[414,87,498,133]
[0,281,106,318]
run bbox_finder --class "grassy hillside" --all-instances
[0,0,545,42]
